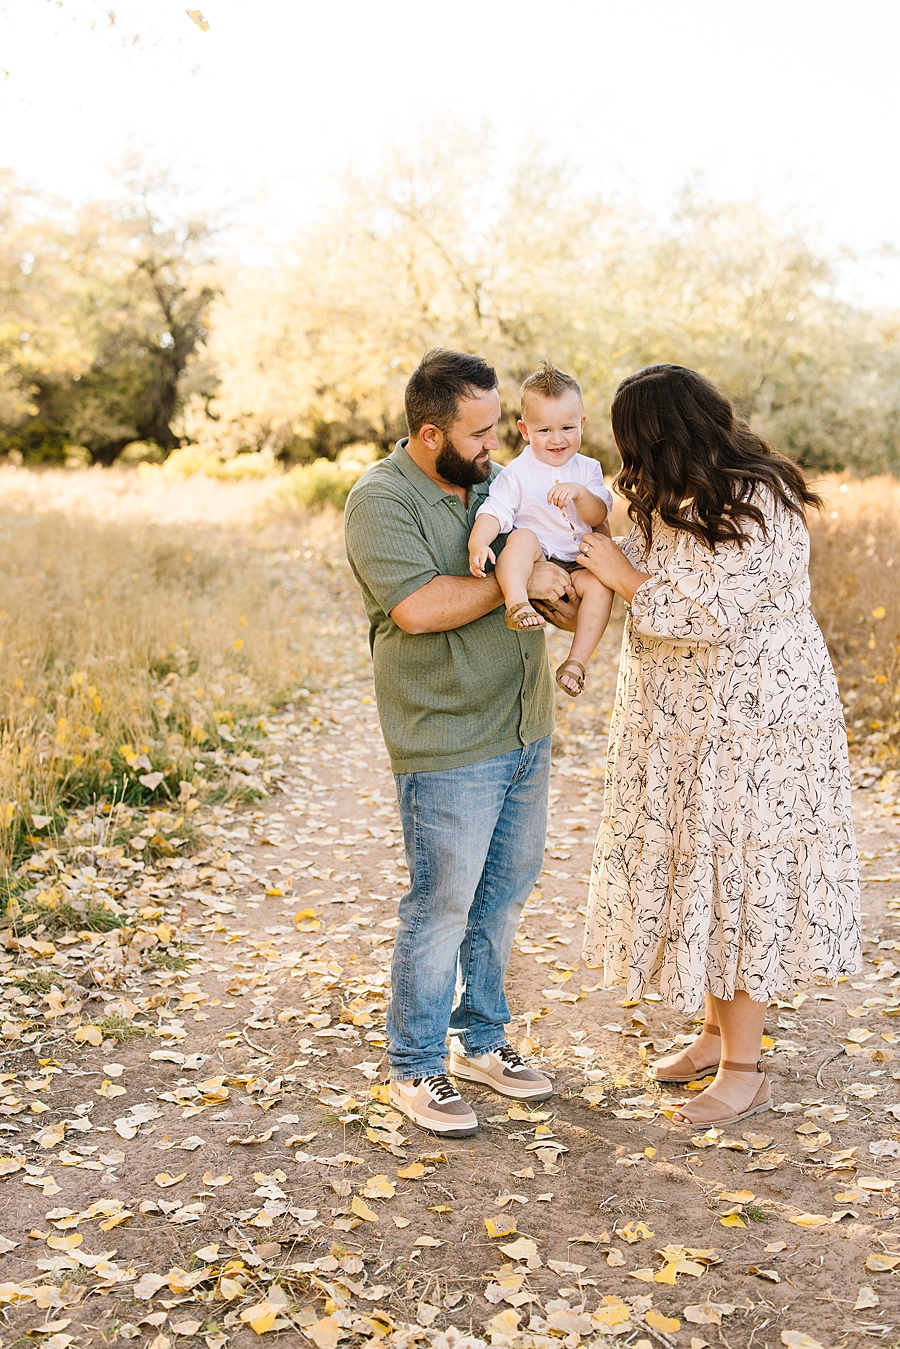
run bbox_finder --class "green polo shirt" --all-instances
[344,441,554,775]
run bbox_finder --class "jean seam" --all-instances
[455,864,488,1054]
[509,743,528,786]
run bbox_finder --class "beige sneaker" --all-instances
[388,1074,478,1137]
[448,1044,553,1101]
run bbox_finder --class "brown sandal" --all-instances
[555,659,586,697]
[651,1023,721,1084]
[506,601,545,630]
[671,1058,773,1128]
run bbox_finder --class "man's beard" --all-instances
[435,433,492,488]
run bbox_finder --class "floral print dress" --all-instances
[583,490,861,1013]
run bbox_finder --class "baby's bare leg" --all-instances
[558,568,614,694]
[495,530,544,621]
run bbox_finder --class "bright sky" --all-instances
[2,0,899,304]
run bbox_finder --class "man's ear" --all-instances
[517,419,529,442]
[418,422,444,454]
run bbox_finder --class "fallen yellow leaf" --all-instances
[646,1309,681,1333]
[866,1253,900,1271]
[361,1175,395,1200]
[201,1172,233,1187]
[154,1172,187,1188]
[396,1162,427,1180]
[73,1026,103,1047]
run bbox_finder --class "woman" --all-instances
[577,365,860,1127]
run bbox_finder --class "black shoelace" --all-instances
[496,1044,527,1069]
[419,1073,460,1101]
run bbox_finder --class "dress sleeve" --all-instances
[344,491,441,616]
[582,459,614,513]
[629,501,806,646]
[475,467,519,535]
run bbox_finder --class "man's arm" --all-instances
[391,574,504,634]
[392,560,575,635]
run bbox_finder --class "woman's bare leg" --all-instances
[495,530,545,625]
[557,569,614,694]
[672,991,768,1123]
[650,992,721,1080]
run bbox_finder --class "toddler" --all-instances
[468,362,614,697]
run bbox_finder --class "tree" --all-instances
[0,170,220,464]
[208,133,900,473]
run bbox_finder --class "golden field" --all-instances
[807,476,900,760]
[0,467,333,874]
[0,465,896,884]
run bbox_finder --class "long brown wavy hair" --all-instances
[611,364,822,550]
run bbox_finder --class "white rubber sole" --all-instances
[448,1056,554,1101]
[388,1089,478,1138]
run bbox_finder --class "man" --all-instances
[344,349,573,1137]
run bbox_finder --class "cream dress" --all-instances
[583,490,860,1013]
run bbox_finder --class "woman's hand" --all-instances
[578,533,652,604]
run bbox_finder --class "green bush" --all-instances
[278,443,378,512]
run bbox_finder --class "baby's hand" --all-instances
[547,481,583,510]
[469,544,496,578]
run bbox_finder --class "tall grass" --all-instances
[0,465,896,885]
[808,476,900,762]
[0,475,328,871]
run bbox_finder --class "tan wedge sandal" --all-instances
[506,601,545,630]
[650,1023,721,1084]
[555,658,585,697]
[671,1058,773,1128]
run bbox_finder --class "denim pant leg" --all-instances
[387,737,551,1082]
[449,736,550,1055]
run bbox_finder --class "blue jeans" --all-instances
[387,736,551,1081]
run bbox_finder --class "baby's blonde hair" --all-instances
[520,360,583,416]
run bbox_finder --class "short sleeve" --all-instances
[476,467,520,535]
[344,491,440,617]
[582,459,614,513]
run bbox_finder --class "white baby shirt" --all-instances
[476,446,613,562]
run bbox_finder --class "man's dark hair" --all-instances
[404,348,498,438]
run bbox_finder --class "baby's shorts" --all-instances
[545,555,584,573]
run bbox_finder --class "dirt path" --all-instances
[1,543,900,1349]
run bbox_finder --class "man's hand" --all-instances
[469,544,496,579]
[531,593,580,632]
[526,559,579,631]
[526,558,575,605]
[547,481,583,511]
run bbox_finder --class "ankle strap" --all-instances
[722,1058,764,1073]
[702,1023,721,1037]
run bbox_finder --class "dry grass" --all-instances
[0,465,896,887]
[0,467,337,874]
[808,475,900,763]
